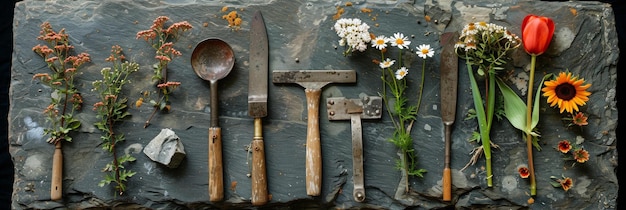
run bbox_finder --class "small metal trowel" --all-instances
[327,95,382,202]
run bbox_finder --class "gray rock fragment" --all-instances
[143,128,186,168]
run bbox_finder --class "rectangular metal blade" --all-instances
[272,70,356,84]
[248,11,269,118]
[439,32,459,124]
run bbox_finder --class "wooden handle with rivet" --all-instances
[51,142,63,200]
[251,118,268,205]
[209,127,223,202]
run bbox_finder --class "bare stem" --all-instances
[526,55,537,196]
[144,107,159,128]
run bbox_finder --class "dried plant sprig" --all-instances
[92,45,139,195]
[32,22,90,144]
[136,16,192,128]
[456,21,521,187]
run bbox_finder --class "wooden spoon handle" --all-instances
[208,127,223,202]
[251,118,268,205]
[304,88,322,196]
[51,142,63,200]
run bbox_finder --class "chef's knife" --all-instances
[248,10,269,206]
[440,32,458,201]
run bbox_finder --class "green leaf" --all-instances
[68,119,81,130]
[495,78,528,133]
[466,62,491,157]
[532,74,552,129]
[550,181,562,188]
[495,74,551,136]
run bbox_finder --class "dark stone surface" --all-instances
[9,0,618,209]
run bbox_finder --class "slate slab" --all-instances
[9,0,618,209]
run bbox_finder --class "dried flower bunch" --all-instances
[32,22,91,144]
[455,21,521,187]
[92,45,139,195]
[221,7,243,30]
[334,17,434,192]
[557,140,590,163]
[136,16,192,128]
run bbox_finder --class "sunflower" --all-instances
[542,72,591,114]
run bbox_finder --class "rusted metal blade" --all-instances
[248,10,269,118]
[440,32,459,125]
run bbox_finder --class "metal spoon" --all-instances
[191,38,235,202]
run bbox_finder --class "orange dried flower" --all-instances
[573,148,589,163]
[46,56,59,63]
[157,81,181,89]
[572,112,588,126]
[517,166,530,178]
[557,140,572,153]
[560,177,573,191]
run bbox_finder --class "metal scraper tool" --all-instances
[327,95,382,202]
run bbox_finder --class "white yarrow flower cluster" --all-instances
[333,18,372,54]
[457,21,521,52]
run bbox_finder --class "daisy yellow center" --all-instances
[555,83,576,100]
[399,71,406,76]
[421,49,429,54]
[376,39,385,45]
[396,39,404,45]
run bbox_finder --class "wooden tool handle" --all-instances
[442,123,452,201]
[304,88,322,196]
[208,127,224,202]
[51,142,63,200]
[443,168,451,201]
[251,118,268,206]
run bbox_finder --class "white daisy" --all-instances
[371,35,389,50]
[415,44,434,59]
[395,67,409,80]
[390,32,411,49]
[379,58,395,69]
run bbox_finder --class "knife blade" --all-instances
[248,10,269,206]
[440,32,458,202]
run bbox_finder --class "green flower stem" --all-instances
[466,61,493,187]
[526,55,537,196]
[415,60,426,117]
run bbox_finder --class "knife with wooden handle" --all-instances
[248,10,269,206]
[439,32,458,202]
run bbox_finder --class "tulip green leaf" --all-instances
[496,74,551,135]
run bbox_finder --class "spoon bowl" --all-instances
[191,38,235,82]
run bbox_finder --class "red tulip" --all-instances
[521,15,555,56]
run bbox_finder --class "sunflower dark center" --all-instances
[555,83,576,101]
